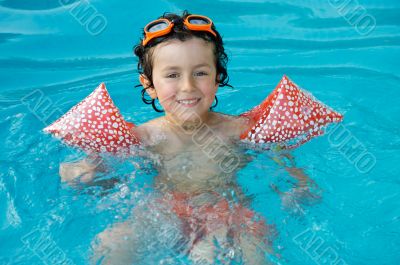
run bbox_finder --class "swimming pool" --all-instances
[1,0,399,264]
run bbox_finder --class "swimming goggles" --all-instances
[142,14,217,46]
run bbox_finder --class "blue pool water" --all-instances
[1,0,399,264]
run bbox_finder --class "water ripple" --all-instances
[226,36,400,51]
[169,0,313,21]
[230,65,400,81]
[0,33,22,44]
[291,8,400,28]
[0,56,135,70]
[0,0,78,11]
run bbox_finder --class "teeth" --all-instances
[178,99,198,104]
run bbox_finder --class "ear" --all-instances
[139,74,157,99]
[215,73,221,89]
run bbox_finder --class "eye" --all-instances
[166,73,179,78]
[195,71,208,76]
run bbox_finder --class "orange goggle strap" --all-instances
[142,15,217,46]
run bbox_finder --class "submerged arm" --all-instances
[271,149,321,209]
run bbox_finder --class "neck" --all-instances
[164,111,213,133]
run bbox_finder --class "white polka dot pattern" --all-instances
[240,75,343,148]
[43,83,139,153]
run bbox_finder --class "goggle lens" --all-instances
[188,17,210,25]
[147,21,169,32]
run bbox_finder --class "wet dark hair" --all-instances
[133,10,231,90]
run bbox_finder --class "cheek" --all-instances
[154,83,177,110]
[153,78,172,98]
[157,87,174,100]
[201,82,218,103]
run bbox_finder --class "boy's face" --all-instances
[140,37,219,123]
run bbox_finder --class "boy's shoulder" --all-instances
[130,117,166,146]
[208,112,251,138]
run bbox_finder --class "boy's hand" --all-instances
[59,158,100,183]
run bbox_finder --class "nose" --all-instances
[180,74,196,93]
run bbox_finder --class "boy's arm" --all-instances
[271,148,321,207]
[272,152,311,187]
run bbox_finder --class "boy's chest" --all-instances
[155,139,233,182]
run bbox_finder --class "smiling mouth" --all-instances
[176,98,201,107]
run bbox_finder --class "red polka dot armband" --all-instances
[240,75,343,148]
[43,83,139,154]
